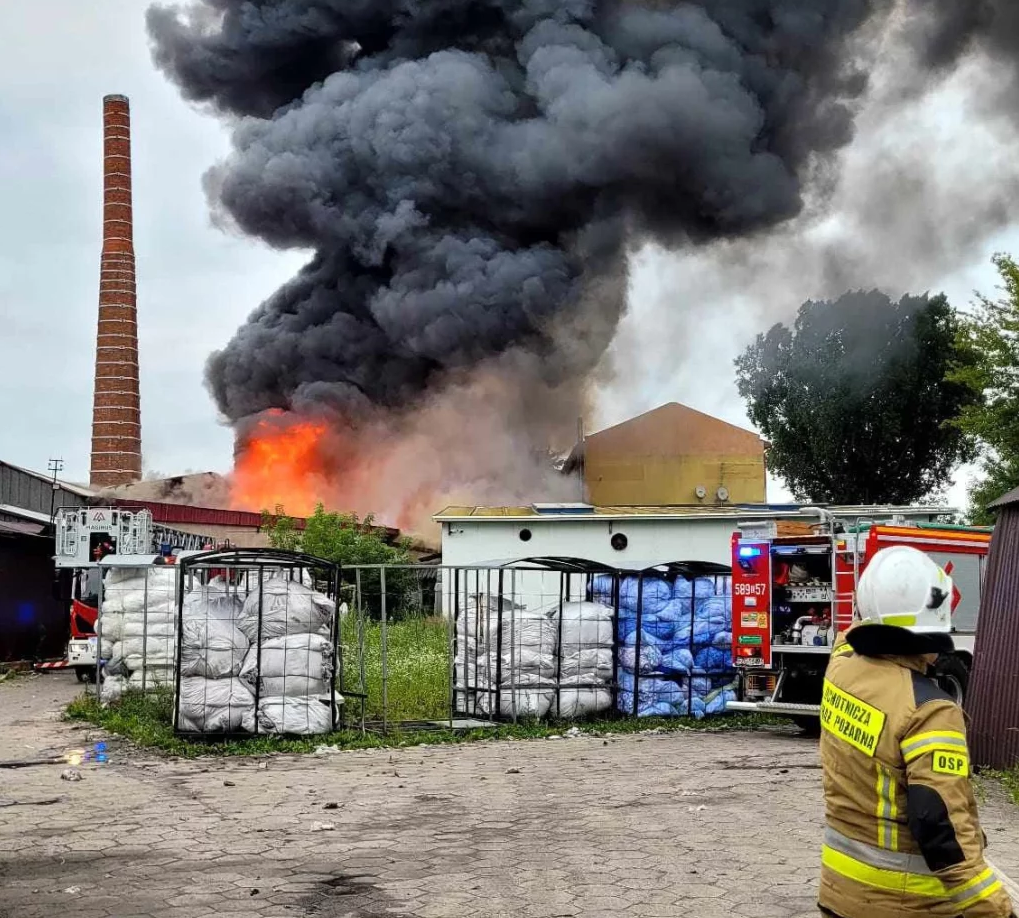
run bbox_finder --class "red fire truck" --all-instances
[36,507,217,681]
[727,514,991,728]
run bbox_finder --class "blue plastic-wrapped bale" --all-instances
[655,599,693,639]
[691,596,730,644]
[619,576,672,615]
[591,574,615,607]
[618,631,664,674]
[673,576,717,601]
[660,646,694,675]
[694,644,732,673]
[611,611,635,639]
[618,671,689,717]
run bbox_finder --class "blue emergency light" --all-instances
[738,545,762,559]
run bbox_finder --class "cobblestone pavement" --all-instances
[1,674,1017,918]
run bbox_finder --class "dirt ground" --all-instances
[1,673,1017,918]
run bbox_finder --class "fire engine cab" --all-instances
[727,513,991,727]
[42,507,216,681]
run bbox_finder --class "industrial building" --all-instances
[563,402,769,507]
[435,503,950,569]
[1,462,93,662]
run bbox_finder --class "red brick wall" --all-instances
[90,95,142,488]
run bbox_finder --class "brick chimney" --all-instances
[90,94,142,488]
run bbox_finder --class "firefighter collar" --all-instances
[845,622,954,660]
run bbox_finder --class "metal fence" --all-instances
[87,554,737,737]
[340,558,735,730]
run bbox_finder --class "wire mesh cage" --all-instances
[97,556,181,703]
[610,563,736,719]
[172,549,344,737]
[450,561,618,723]
[306,558,737,730]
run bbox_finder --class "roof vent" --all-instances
[531,503,594,515]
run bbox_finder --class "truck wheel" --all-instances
[75,667,96,684]
[792,716,821,736]
[935,656,969,704]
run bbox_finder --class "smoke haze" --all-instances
[146,1,1019,531]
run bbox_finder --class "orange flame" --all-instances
[230,413,329,517]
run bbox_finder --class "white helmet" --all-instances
[856,546,953,634]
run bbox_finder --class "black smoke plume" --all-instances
[146,1,1018,526]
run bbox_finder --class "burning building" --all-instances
[143,1,1019,532]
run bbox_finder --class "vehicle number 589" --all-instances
[734,583,767,597]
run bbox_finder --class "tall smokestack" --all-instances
[90,94,142,488]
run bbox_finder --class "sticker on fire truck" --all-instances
[738,635,763,645]
[821,680,886,757]
[739,612,768,628]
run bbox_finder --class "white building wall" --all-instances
[439,517,739,569]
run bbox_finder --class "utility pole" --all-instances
[48,458,64,523]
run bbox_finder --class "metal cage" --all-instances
[172,549,344,738]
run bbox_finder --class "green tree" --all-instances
[951,254,1019,524]
[261,505,417,619]
[260,505,302,551]
[735,291,979,505]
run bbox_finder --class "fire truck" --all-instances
[727,511,991,728]
[39,507,216,681]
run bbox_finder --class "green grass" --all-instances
[64,616,785,759]
[982,766,1019,806]
[65,688,780,760]
[341,616,450,723]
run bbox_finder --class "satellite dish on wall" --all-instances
[716,486,730,502]
[695,485,707,500]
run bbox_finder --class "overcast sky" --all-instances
[2,4,1017,513]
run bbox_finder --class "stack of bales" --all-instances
[99,564,178,702]
[458,592,615,720]
[597,573,737,718]
[177,576,255,733]
[237,575,339,734]
[467,595,560,719]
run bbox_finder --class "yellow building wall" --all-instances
[582,454,767,506]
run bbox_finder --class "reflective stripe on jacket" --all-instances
[818,627,1013,918]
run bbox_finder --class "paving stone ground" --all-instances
[1,673,1017,918]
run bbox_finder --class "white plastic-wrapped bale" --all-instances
[180,579,250,679]
[98,564,181,702]
[176,677,255,733]
[256,697,338,735]
[474,605,560,720]
[236,576,338,734]
[238,633,334,698]
[238,578,335,641]
[552,601,614,717]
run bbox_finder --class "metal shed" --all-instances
[965,487,1019,769]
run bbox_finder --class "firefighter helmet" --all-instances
[856,545,953,634]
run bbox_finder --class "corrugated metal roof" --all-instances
[0,504,53,525]
[434,503,952,522]
[989,486,1019,509]
[110,499,273,529]
[966,502,1019,769]
[0,519,46,537]
[109,498,402,542]
[0,461,95,498]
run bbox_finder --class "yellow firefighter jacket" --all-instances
[818,626,1014,918]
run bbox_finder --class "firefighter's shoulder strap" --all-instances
[901,674,1014,917]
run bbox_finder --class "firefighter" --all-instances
[818,545,1015,918]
